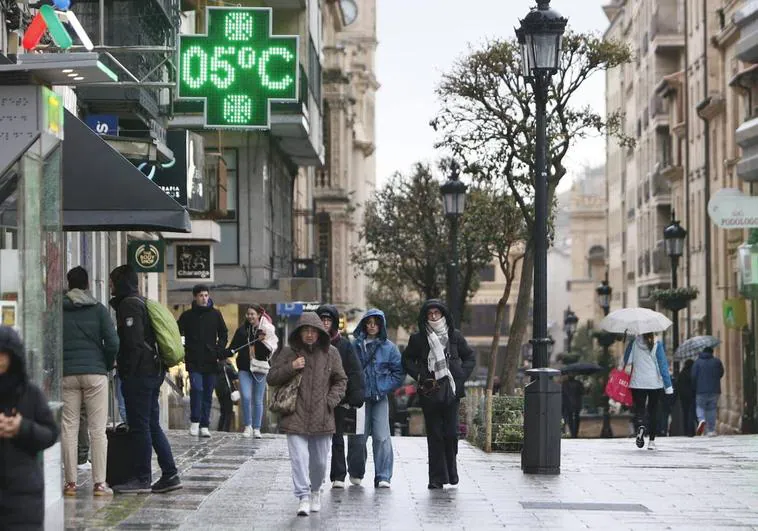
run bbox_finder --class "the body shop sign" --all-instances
[708,188,758,228]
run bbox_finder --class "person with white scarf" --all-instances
[402,299,475,489]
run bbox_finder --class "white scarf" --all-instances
[426,317,455,395]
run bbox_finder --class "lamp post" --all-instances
[440,160,467,328]
[564,307,578,356]
[517,0,567,476]
[595,275,615,438]
[663,213,687,375]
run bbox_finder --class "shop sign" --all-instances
[178,7,299,129]
[22,2,94,52]
[723,298,747,330]
[708,188,758,228]
[145,130,206,210]
[175,243,213,281]
[128,240,165,273]
[85,114,118,136]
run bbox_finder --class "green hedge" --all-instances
[464,393,524,453]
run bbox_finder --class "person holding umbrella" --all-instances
[623,333,674,450]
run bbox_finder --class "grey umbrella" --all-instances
[674,335,720,361]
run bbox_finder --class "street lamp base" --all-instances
[522,464,560,475]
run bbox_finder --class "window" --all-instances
[460,304,510,337]
[216,148,239,264]
[479,264,496,282]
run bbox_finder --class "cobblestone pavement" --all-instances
[64,431,758,530]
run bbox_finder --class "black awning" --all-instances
[63,110,191,233]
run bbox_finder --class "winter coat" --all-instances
[178,301,229,374]
[562,378,584,413]
[109,265,161,378]
[677,362,695,402]
[0,326,59,529]
[316,304,364,407]
[692,350,725,395]
[63,289,119,376]
[267,312,347,435]
[229,322,272,373]
[402,299,476,400]
[352,309,404,402]
[623,336,673,391]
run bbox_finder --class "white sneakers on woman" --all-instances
[310,491,321,512]
[253,428,262,439]
[297,498,310,516]
[242,426,253,438]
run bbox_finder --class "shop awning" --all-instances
[63,110,191,232]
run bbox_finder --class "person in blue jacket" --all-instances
[692,347,724,436]
[346,309,404,488]
[623,333,673,451]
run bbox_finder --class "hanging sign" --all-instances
[175,243,213,281]
[22,2,94,52]
[177,7,299,129]
[707,188,758,228]
[128,240,165,273]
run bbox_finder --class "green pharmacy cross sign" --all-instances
[178,7,299,129]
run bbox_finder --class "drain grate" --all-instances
[520,502,650,512]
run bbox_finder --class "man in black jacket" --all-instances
[109,265,181,495]
[178,284,228,438]
[316,304,365,489]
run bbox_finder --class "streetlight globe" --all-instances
[564,307,578,335]
[517,0,568,77]
[596,279,612,312]
[440,162,468,217]
[663,217,687,258]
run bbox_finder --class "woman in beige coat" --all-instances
[267,312,347,516]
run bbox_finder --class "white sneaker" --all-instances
[706,431,718,437]
[253,429,262,439]
[242,426,253,438]
[77,461,92,470]
[310,491,321,512]
[648,440,657,451]
[349,476,362,486]
[377,480,391,489]
[297,498,310,516]
[200,427,211,438]
[332,480,345,489]
[189,423,199,436]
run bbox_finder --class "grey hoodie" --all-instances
[63,289,119,376]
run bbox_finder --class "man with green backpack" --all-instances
[108,264,183,495]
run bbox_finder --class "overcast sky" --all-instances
[375,0,610,191]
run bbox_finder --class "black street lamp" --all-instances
[440,160,467,328]
[564,307,578,354]
[663,212,687,375]
[517,0,567,476]
[595,273,615,438]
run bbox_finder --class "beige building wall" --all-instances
[604,0,752,432]
[315,0,379,312]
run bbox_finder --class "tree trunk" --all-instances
[499,246,534,396]
[485,292,509,452]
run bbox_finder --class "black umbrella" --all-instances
[560,362,603,376]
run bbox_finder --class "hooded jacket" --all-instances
[692,350,724,395]
[178,300,228,373]
[402,299,476,400]
[63,288,119,376]
[267,312,347,435]
[109,265,160,377]
[317,304,364,407]
[352,309,404,402]
[0,326,59,528]
[623,336,673,391]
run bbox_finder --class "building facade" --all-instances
[604,0,758,432]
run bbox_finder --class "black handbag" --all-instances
[418,377,455,405]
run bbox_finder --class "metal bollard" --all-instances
[521,367,562,475]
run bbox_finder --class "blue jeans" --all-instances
[114,373,127,423]
[347,396,393,485]
[189,372,217,428]
[696,393,720,433]
[238,370,267,429]
[121,374,177,484]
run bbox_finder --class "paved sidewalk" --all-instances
[64,432,758,530]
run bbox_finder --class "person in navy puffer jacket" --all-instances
[346,309,404,489]
[692,347,724,436]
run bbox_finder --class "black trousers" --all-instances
[631,388,662,441]
[421,398,460,485]
[216,390,234,432]
[681,398,696,437]
[330,406,349,481]
[563,409,580,438]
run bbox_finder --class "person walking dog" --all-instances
[402,299,475,489]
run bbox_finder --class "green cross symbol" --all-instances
[178,7,299,129]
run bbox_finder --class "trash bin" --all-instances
[521,368,561,475]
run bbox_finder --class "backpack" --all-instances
[137,298,184,368]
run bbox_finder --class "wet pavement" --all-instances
[64,431,758,530]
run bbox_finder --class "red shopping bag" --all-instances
[605,368,633,406]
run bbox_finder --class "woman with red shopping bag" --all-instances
[623,333,673,450]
